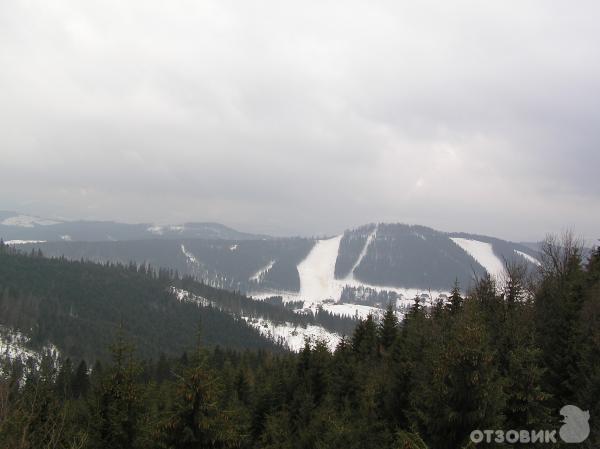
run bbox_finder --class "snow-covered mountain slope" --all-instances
[515,250,541,266]
[347,225,378,280]
[11,221,542,314]
[168,288,344,352]
[450,237,506,279]
[297,236,343,305]
[243,317,341,352]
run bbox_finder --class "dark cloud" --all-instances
[1,0,599,241]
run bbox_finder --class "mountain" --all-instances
[0,243,363,363]
[0,211,267,242]
[5,221,542,312]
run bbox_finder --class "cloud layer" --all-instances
[1,0,599,240]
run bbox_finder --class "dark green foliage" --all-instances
[0,247,282,361]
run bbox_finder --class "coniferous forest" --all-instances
[0,236,599,448]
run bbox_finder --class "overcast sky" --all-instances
[1,0,598,241]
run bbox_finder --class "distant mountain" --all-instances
[7,221,543,308]
[0,211,267,242]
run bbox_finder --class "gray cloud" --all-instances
[1,0,599,241]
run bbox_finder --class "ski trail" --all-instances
[297,235,343,305]
[347,225,378,280]
[450,237,505,278]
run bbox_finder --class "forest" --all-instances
[0,235,598,448]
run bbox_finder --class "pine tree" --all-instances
[378,303,399,354]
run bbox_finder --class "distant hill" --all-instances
[0,211,268,242]
[0,242,358,362]
[6,221,543,307]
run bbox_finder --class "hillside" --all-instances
[9,223,543,309]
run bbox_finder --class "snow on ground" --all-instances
[297,236,344,305]
[450,237,506,279]
[250,260,276,282]
[321,303,384,320]
[230,244,238,251]
[347,225,378,280]
[170,287,216,308]
[515,250,541,266]
[181,244,199,265]
[0,325,60,371]
[169,288,340,351]
[242,317,341,352]
[1,215,61,227]
[249,233,447,318]
[5,240,47,245]
[147,225,164,235]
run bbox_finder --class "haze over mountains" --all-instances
[2,211,541,307]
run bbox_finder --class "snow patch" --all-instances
[61,235,72,241]
[515,250,541,266]
[147,225,164,235]
[230,244,238,251]
[170,287,215,308]
[242,317,341,352]
[1,215,61,227]
[451,237,505,278]
[5,240,47,245]
[0,325,60,369]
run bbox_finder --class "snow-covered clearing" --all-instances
[5,240,47,245]
[170,287,216,308]
[0,325,59,371]
[242,317,341,352]
[450,237,505,279]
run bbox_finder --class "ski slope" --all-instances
[297,235,344,305]
[347,225,378,280]
[515,250,541,266]
[450,237,505,278]
[250,260,276,282]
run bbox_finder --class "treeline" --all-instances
[0,235,598,448]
